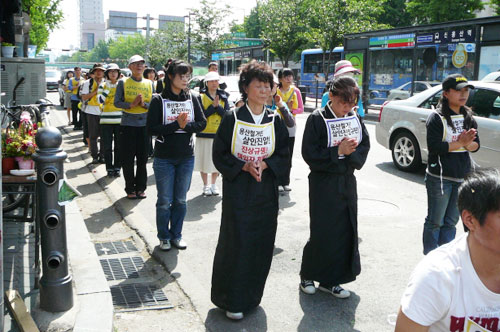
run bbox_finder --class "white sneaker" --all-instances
[300,279,316,295]
[226,311,244,320]
[203,185,212,196]
[278,186,285,192]
[283,185,292,191]
[318,284,350,299]
[159,240,171,251]
[211,184,220,196]
[172,238,187,250]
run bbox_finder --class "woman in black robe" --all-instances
[211,60,290,320]
[299,76,370,298]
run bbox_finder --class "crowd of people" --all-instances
[61,56,499,329]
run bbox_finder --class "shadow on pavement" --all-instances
[279,193,296,210]
[297,291,361,332]
[375,162,425,185]
[152,246,179,276]
[84,204,123,234]
[185,194,222,222]
[205,306,268,332]
[65,164,90,179]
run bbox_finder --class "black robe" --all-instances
[211,105,289,313]
[300,106,370,286]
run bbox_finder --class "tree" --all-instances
[87,39,110,63]
[148,22,187,68]
[306,0,386,77]
[243,7,262,39]
[258,0,309,67]
[23,0,63,52]
[378,0,413,27]
[108,34,146,67]
[189,0,231,61]
[489,0,500,14]
[407,0,483,24]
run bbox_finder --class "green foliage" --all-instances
[189,0,232,60]
[407,0,484,24]
[489,0,500,15]
[87,39,111,63]
[108,34,146,67]
[2,42,14,46]
[258,0,309,67]
[306,0,386,76]
[243,7,262,39]
[230,23,245,34]
[378,0,413,27]
[23,0,63,52]
[148,22,187,68]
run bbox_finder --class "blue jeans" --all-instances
[153,156,194,241]
[423,174,461,255]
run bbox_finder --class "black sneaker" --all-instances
[300,279,316,295]
[318,284,350,299]
[107,170,114,177]
[91,158,100,164]
[113,169,121,177]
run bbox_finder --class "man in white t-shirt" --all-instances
[395,169,500,332]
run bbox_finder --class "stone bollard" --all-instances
[33,126,73,312]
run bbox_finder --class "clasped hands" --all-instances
[242,160,268,182]
[338,138,358,156]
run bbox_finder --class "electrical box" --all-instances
[1,57,46,106]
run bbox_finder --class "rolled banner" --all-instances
[58,177,82,206]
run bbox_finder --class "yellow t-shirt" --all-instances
[123,77,153,114]
[200,93,225,134]
[277,86,298,112]
[70,77,81,95]
[87,80,101,107]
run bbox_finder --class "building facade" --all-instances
[79,0,105,50]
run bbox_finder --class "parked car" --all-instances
[45,69,61,91]
[188,75,241,109]
[386,81,440,101]
[376,81,500,172]
[481,71,500,83]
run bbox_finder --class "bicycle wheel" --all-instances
[2,184,29,212]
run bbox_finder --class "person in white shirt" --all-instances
[395,168,500,332]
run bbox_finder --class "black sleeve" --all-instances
[426,112,449,156]
[301,112,343,172]
[263,116,290,182]
[146,95,181,136]
[346,118,370,170]
[212,111,245,181]
[156,79,164,94]
[183,94,207,134]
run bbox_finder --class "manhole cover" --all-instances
[358,198,399,217]
[100,256,144,281]
[95,240,138,256]
[110,284,173,312]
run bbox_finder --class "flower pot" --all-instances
[15,157,34,170]
[2,157,16,175]
[2,46,15,58]
[27,45,37,58]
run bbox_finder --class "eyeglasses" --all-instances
[179,74,192,80]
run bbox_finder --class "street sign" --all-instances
[231,32,246,38]
[223,39,263,47]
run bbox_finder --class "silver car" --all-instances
[376,81,500,172]
[386,81,440,101]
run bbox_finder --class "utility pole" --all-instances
[145,14,151,65]
[187,14,192,64]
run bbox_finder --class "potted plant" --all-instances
[1,115,39,171]
[1,42,16,58]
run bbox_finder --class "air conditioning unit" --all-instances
[1,57,46,106]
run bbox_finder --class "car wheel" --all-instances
[391,132,422,172]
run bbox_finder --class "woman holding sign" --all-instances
[299,76,370,299]
[146,60,206,251]
[210,60,289,320]
[423,74,479,255]
[194,71,229,196]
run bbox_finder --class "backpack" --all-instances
[77,78,94,101]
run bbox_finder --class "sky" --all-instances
[48,0,257,52]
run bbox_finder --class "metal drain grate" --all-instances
[100,256,144,281]
[110,284,172,311]
[95,240,138,256]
